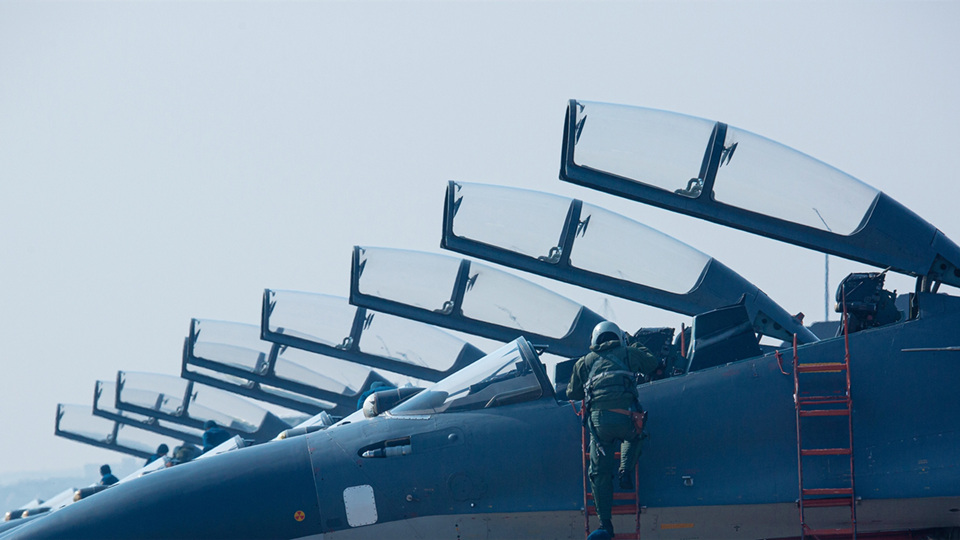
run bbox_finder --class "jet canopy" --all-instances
[115,372,290,442]
[261,291,485,381]
[442,181,815,343]
[387,338,550,416]
[350,246,605,357]
[561,100,960,287]
[55,404,183,460]
[94,380,204,445]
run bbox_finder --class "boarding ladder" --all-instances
[791,299,857,539]
[580,404,641,540]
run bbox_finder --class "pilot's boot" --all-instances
[618,468,634,490]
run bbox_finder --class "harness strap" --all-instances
[586,370,634,387]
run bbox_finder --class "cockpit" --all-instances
[387,338,552,416]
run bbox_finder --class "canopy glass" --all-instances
[389,338,547,416]
[116,372,270,433]
[448,182,710,295]
[355,247,584,339]
[263,291,474,374]
[570,101,879,235]
[55,404,183,457]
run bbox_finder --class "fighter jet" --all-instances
[7,103,960,540]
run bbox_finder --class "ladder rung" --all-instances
[805,527,855,536]
[801,497,855,508]
[799,408,850,417]
[610,505,640,515]
[803,488,854,496]
[801,448,852,456]
[586,492,638,501]
[585,505,639,516]
[797,396,848,404]
[797,362,847,373]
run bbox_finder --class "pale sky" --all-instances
[1,1,958,478]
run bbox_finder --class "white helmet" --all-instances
[591,321,624,348]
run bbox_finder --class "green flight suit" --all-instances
[567,340,657,526]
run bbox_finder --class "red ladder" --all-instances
[581,407,641,540]
[792,306,857,539]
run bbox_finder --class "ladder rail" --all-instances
[795,286,857,539]
[843,295,858,537]
[793,334,809,536]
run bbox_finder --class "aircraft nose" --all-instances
[5,436,322,540]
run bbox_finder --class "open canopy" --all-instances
[93,380,204,446]
[261,291,485,381]
[183,318,427,418]
[560,100,960,288]
[55,403,184,460]
[114,371,291,443]
[349,246,606,358]
[182,318,340,416]
[442,181,815,343]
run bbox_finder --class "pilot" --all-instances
[168,444,201,466]
[201,420,232,453]
[98,464,119,486]
[567,321,657,537]
[144,443,169,466]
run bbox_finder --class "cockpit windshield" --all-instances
[388,338,546,416]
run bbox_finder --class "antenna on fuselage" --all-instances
[814,208,833,321]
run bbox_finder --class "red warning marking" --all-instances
[294,510,305,522]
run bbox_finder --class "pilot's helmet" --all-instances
[591,321,624,348]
